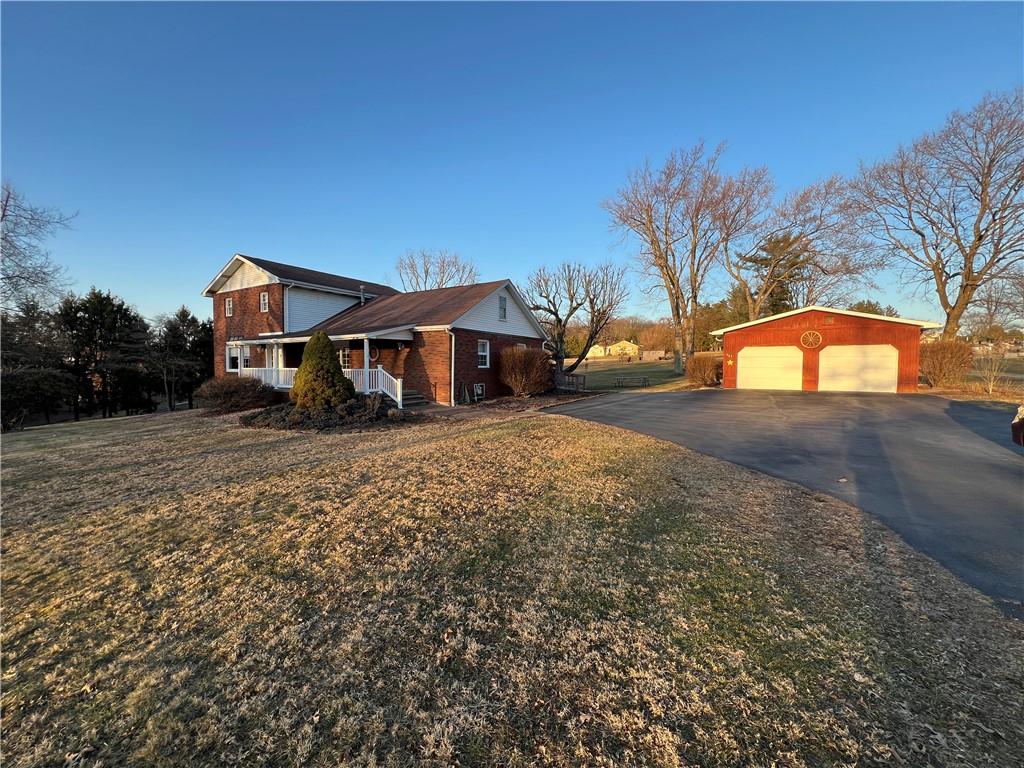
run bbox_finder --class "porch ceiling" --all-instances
[228,324,415,346]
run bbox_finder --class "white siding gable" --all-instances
[286,287,359,332]
[453,286,542,338]
[220,261,275,291]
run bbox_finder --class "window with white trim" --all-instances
[226,346,240,372]
[498,295,507,321]
[225,297,234,317]
[259,291,269,313]
[339,347,351,369]
[242,345,252,368]
[477,339,490,368]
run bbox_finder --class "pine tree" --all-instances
[290,331,354,411]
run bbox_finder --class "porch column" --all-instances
[362,337,370,393]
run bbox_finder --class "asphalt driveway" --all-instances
[550,391,1024,613]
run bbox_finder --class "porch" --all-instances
[240,364,403,408]
[231,332,412,408]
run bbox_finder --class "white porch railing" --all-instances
[344,366,403,409]
[242,365,403,408]
[241,367,296,390]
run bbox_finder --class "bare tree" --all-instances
[521,262,627,375]
[849,89,1024,338]
[963,280,1021,340]
[720,174,875,320]
[1,183,73,310]
[976,353,1009,395]
[605,142,728,373]
[395,249,479,291]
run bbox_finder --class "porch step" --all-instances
[402,388,430,407]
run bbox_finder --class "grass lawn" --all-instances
[2,410,1022,766]
[571,357,696,391]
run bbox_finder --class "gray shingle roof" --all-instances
[242,255,399,296]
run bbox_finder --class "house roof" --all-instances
[710,306,942,336]
[202,253,399,297]
[307,280,512,336]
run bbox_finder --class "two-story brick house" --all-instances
[203,254,547,407]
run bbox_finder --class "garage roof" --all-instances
[710,306,942,336]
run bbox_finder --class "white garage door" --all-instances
[818,344,898,393]
[736,346,804,390]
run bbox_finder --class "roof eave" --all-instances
[711,306,943,335]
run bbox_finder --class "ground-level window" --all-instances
[259,291,269,313]
[498,295,507,321]
[225,297,234,317]
[226,346,240,372]
[516,343,527,350]
[339,347,351,368]
[477,339,490,368]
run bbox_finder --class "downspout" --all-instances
[283,284,291,333]
[447,328,456,407]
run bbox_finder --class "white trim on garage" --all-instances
[710,306,942,336]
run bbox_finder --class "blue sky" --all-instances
[3,2,1022,322]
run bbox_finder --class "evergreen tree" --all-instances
[847,300,899,317]
[53,288,151,418]
[291,331,354,411]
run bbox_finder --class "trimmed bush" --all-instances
[499,346,551,397]
[195,376,280,413]
[919,340,973,388]
[290,331,355,411]
[686,353,722,386]
[239,393,397,431]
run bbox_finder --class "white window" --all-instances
[225,297,234,317]
[259,291,269,313]
[498,295,508,321]
[242,345,252,369]
[477,339,490,368]
[226,346,240,372]
[517,343,527,349]
[339,347,351,369]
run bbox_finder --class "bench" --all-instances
[614,376,650,388]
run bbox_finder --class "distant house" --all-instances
[586,340,641,359]
[203,254,546,407]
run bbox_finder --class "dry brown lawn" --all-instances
[2,410,1022,767]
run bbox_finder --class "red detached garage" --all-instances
[711,307,941,393]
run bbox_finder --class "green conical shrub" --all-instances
[290,331,355,411]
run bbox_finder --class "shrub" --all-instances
[975,354,1009,395]
[686,353,722,386]
[239,393,396,431]
[290,331,355,411]
[195,376,280,413]
[919,340,973,388]
[499,346,551,397]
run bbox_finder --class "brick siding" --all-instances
[452,329,545,401]
[212,284,284,375]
